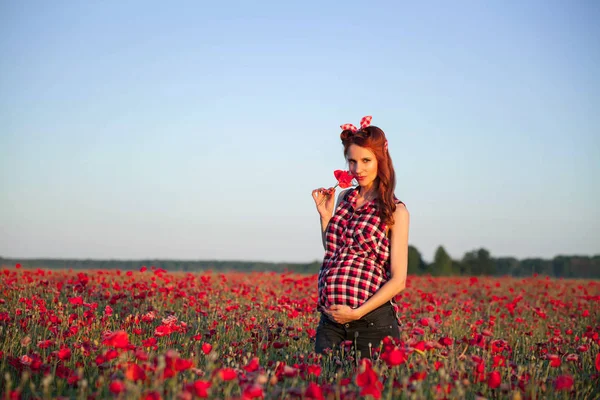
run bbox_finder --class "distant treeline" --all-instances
[1,246,599,279]
[410,246,600,279]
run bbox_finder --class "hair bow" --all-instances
[340,115,389,152]
[340,116,372,132]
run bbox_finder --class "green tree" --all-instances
[408,245,427,275]
[521,258,552,276]
[433,246,454,276]
[462,248,495,276]
[552,256,570,278]
[495,257,519,276]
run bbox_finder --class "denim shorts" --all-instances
[315,302,400,360]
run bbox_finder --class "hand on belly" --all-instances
[324,304,360,324]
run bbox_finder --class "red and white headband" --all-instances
[340,115,388,151]
[340,115,373,132]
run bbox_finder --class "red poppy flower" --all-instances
[356,359,383,399]
[307,364,322,377]
[68,297,83,306]
[333,170,354,188]
[475,361,485,373]
[37,340,54,349]
[125,363,146,381]
[201,343,212,355]
[413,341,426,352]
[218,368,237,381]
[492,355,506,368]
[304,382,324,400]
[383,348,406,367]
[317,170,356,206]
[67,373,79,386]
[104,349,119,362]
[58,347,71,361]
[596,353,600,372]
[102,331,129,349]
[135,349,149,361]
[174,357,193,372]
[191,380,211,398]
[554,375,574,390]
[242,384,264,399]
[154,325,172,337]
[55,364,72,379]
[109,380,125,395]
[243,357,260,372]
[142,338,157,348]
[548,354,561,368]
[487,371,501,389]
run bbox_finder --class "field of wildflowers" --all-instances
[1,265,599,399]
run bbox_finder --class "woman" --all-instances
[311,116,409,360]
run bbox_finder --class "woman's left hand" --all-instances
[325,305,361,324]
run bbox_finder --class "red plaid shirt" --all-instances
[317,187,404,313]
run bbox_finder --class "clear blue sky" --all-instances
[1,1,598,263]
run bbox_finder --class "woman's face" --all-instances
[346,144,378,189]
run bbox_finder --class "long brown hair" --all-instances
[340,126,397,227]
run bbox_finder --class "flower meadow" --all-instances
[1,266,599,400]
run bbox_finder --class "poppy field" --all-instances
[1,266,599,399]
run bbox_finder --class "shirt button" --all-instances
[345,323,350,328]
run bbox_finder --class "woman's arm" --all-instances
[319,189,350,250]
[319,215,331,250]
[326,203,409,323]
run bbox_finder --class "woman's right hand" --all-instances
[312,187,336,218]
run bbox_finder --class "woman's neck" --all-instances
[358,184,378,201]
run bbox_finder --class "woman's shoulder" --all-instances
[386,201,409,237]
[393,195,406,208]
[393,201,409,221]
[391,194,409,218]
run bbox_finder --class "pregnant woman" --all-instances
[311,116,410,361]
